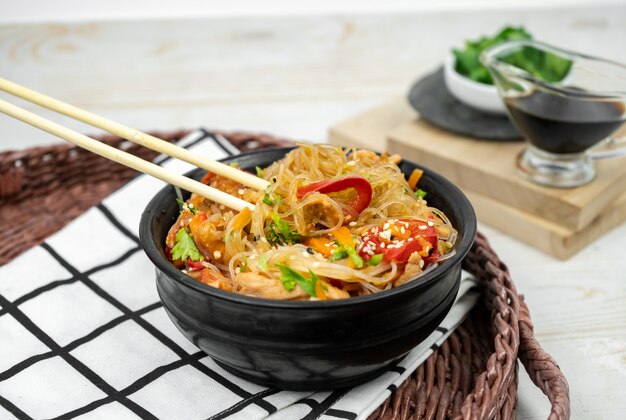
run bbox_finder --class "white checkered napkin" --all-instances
[0,130,479,420]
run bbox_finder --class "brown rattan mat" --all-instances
[0,130,569,419]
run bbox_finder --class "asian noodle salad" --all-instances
[165,144,457,300]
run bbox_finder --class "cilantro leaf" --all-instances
[276,264,318,297]
[266,213,301,245]
[171,229,204,262]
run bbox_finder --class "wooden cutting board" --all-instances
[328,98,626,259]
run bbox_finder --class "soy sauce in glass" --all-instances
[504,91,626,154]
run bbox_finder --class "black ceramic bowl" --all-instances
[140,147,476,390]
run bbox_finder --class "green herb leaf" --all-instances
[266,213,302,245]
[329,247,348,261]
[414,189,427,199]
[256,166,263,177]
[175,198,198,215]
[328,244,364,268]
[452,26,571,85]
[263,193,283,207]
[344,246,365,268]
[171,229,204,262]
[263,193,274,206]
[240,256,248,273]
[276,264,318,297]
[229,162,239,167]
[258,255,269,271]
[368,254,384,266]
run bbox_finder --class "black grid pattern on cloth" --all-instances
[0,132,366,420]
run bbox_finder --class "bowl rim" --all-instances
[139,146,477,309]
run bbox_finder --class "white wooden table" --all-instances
[1,6,625,419]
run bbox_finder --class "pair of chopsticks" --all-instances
[0,77,270,211]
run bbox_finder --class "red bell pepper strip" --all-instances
[296,175,372,215]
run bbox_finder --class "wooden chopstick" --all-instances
[0,99,255,212]
[0,77,270,191]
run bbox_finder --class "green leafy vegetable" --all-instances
[265,213,302,245]
[368,254,384,266]
[414,189,427,199]
[329,243,365,268]
[263,193,283,206]
[229,162,239,167]
[256,166,263,177]
[171,229,204,262]
[329,247,348,261]
[175,198,198,215]
[276,264,319,297]
[452,26,571,85]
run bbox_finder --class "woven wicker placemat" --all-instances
[0,130,569,419]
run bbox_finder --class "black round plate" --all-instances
[408,67,523,141]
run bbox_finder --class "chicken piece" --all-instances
[190,218,226,264]
[303,196,341,229]
[322,282,350,300]
[199,268,233,292]
[235,272,308,300]
[394,252,423,288]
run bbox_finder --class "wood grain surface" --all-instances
[2,6,626,419]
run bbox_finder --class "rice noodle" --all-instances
[171,144,458,300]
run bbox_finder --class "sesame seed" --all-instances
[400,226,406,234]
[302,251,309,258]
[383,223,390,230]
[408,237,414,241]
[418,225,427,230]
[419,260,425,268]
[349,221,357,227]
[179,221,184,227]
[238,189,245,195]
[381,243,386,248]
[307,247,315,255]
[219,205,225,210]
[213,250,222,259]
[428,221,434,226]
[346,161,356,166]
[261,237,268,243]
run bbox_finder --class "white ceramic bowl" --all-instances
[443,54,507,115]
